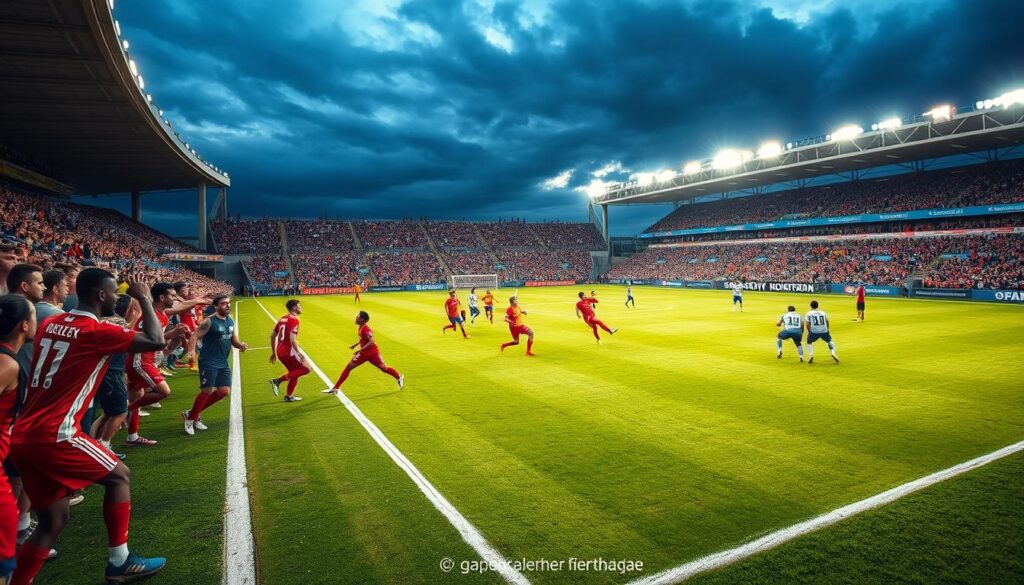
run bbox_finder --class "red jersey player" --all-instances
[575,292,618,344]
[10,269,168,583]
[0,295,35,583]
[442,289,469,338]
[269,299,311,402]
[125,283,190,446]
[323,311,404,394]
[855,283,866,321]
[500,296,535,356]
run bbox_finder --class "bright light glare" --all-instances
[108,0,115,10]
[713,149,744,170]
[114,20,121,36]
[128,59,138,76]
[682,161,702,175]
[583,180,606,198]
[925,105,952,121]
[874,118,901,131]
[137,76,144,90]
[756,142,782,158]
[999,89,1024,108]
[122,40,129,50]
[635,173,655,187]
[830,125,864,141]
[656,169,677,183]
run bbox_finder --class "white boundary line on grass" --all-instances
[627,439,1024,585]
[224,301,257,585]
[253,299,530,585]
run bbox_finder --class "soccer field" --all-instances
[235,286,1024,585]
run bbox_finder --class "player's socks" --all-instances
[333,367,352,388]
[383,367,400,380]
[127,408,140,434]
[500,342,513,352]
[776,339,783,357]
[797,346,804,361]
[807,345,814,359]
[188,393,210,421]
[130,391,164,410]
[286,376,299,397]
[12,541,50,584]
[203,388,229,411]
[526,339,534,354]
[104,499,131,560]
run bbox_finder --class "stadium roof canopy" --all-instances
[0,0,229,196]
[594,104,1024,206]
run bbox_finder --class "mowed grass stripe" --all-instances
[238,300,509,585]
[244,288,1022,585]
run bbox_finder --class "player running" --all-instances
[480,289,499,324]
[805,300,839,364]
[183,295,247,434]
[11,270,168,583]
[625,285,635,308]
[500,296,535,356]
[323,311,403,394]
[776,305,805,362]
[732,281,744,312]
[269,299,311,402]
[468,288,481,325]
[125,283,190,446]
[441,289,469,338]
[855,283,866,321]
[576,292,617,344]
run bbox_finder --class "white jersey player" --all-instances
[732,282,744,312]
[468,288,480,324]
[804,300,839,363]
[775,305,804,361]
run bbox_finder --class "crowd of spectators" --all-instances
[531,221,605,249]
[355,220,427,249]
[444,251,498,275]
[426,221,484,249]
[291,252,364,288]
[211,218,281,254]
[646,159,1024,233]
[476,220,543,249]
[495,250,592,281]
[368,251,446,285]
[284,220,355,251]
[242,255,291,289]
[611,233,1024,289]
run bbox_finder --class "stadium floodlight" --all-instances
[114,20,121,36]
[583,180,606,198]
[756,141,782,159]
[122,40,129,50]
[128,59,138,76]
[635,173,655,187]
[682,161,702,175]
[925,105,953,121]
[786,142,793,150]
[656,169,677,184]
[146,94,152,103]
[108,0,114,10]
[872,118,902,131]
[137,76,145,90]
[999,89,1024,108]
[829,125,863,141]
[713,149,744,170]
[158,109,163,116]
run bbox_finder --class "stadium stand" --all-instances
[532,221,606,249]
[242,255,291,290]
[292,252,364,288]
[211,219,281,254]
[368,251,446,285]
[355,220,428,249]
[284,219,356,251]
[645,160,1024,234]
[476,220,543,250]
[426,221,484,249]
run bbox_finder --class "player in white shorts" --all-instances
[804,300,839,363]
[732,281,744,312]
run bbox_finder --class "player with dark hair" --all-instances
[37,270,69,324]
[5,265,44,306]
[0,295,37,583]
[183,295,247,435]
[269,299,310,402]
[480,289,498,324]
[324,311,403,394]
[442,289,469,338]
[10,269,168,583]
[805,300,839,364]
[776,305,805,362]
[576,292,617,344]
[125,282,190,446]
[855,283,866,321]
[501,296,535,356]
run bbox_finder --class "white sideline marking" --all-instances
[253,300,530,585]
[627,439,1024,585]
[224,301,257,585]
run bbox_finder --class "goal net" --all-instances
[448,274,499,290]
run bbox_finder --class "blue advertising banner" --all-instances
[913,288,971,299]
[369,285,405,292]
[829,284,902,296]
[639,202,1024,239]
[970,289,1024,303]
[409,283,448,291]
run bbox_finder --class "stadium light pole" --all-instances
[197,181,207,251]
[131,190,141,222]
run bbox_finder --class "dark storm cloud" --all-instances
[102,0,1024,235]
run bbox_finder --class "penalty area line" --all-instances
[626,438,1024,585]
[252,300,530,585]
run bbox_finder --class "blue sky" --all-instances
[87,0,1024,236]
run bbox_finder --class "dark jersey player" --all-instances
[183,295,247,435]
[324,311,404,394]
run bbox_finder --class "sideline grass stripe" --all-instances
[224,300,256,585]
[627,439,1024,585]
[252,299,530,585]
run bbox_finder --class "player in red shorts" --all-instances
[0,295,36,582]
[575,291,618,344]
[500,296,535,356]
[269,299,311,402]
[323,311,404,394]
[172,281,211,371]
[10,269,168,584]
[441,289,469,338]
[124,283,190,447]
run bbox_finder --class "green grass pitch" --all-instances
[37,285,1024,584]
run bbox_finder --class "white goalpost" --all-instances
[448,274,499,290]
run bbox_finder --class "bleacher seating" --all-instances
[285,220,355,251]
[211,219,281,254]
